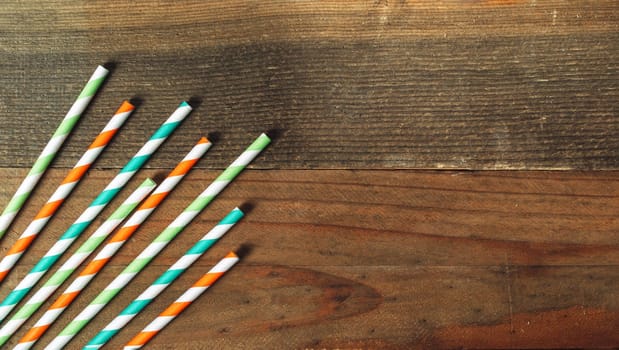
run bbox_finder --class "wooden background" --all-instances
[0,1,617,349]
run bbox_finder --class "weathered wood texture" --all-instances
[0,169,617,349]
[0,1,617,169]
[0,1,617,349]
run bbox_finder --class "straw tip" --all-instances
[180,101,192,108]
[198,136,210,144]
[95,65,109,74]
[226,251,239,259]
[119,100,136,112]
[142,178,157,187]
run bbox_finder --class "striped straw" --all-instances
[86,208,243,349]
[0,65,108,240]
[14,137,211,350]
[0,102,190,323]
[0,178,156,347]
[124,252,240,350]
[0,100,134,283]
[45,133,270,350]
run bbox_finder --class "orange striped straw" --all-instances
[124,252,239,350]
[14,137,211,350]
[0,101,134,283]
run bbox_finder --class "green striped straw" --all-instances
[0,65,108,240]
[86,208,243,348]
[46,133,271,350]
[0,102,191,324]
[0,178,156,346]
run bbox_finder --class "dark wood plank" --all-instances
[0,1,617,170]
[0,169,617,348]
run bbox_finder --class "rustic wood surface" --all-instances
[0,1,617,349]
[0,169,617,349]
[0,0,617,170]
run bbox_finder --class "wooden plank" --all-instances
[13,265,617,349]
[0,169,617,348]
[0,1,617,170]
[3,169,619,268]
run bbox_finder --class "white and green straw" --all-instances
[0,65,108,239]
[45,133,270,350]
[0,178,156,346]
[0,102,191,323]
[86,207,243,348]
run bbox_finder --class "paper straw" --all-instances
[0,66,108,240]
[0,100,134,283]
[14,138,211,350]
[86,207,243,349]
[45,133,270,350]
[48,210,242,350]
[0,102,191,323]
[0,178,155,347]
[124,252,239,350]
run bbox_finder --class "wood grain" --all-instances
[0,1,617,349]
[0,168,617,348]
[0,1,617,170]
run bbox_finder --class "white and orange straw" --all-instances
[124,252,239,350]
[0,100,134,283]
